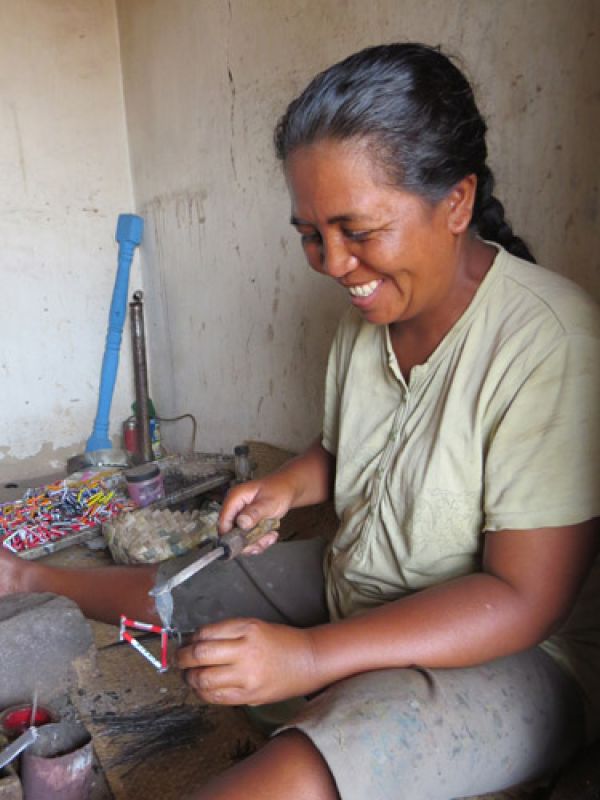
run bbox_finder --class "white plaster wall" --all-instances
[0,0,137,480]
[118,0,599,456]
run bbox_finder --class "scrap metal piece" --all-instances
[149,517,279,628]
[0,727,38,770]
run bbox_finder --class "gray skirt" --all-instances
[156,538,585,799]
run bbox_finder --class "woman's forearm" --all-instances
[272,437,336,509]
[308,572,554,688]
[307,520,596,691]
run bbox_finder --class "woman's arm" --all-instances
[177,519,598,705]
[310,519,598,676]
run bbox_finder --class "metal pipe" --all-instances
[129,290,153,463]
[21,722,92,800]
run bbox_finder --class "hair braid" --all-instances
[473,167,535,262]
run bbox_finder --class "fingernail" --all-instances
[237,514,252,529]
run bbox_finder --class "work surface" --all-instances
[50,554,536,800]
[6,443,566,799]
[44,543,266,800]
[48,550,542,800]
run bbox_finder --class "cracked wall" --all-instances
[1,1,597,479]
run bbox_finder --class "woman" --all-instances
[2,44,599,799]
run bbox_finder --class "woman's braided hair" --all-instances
[274,43,534,263]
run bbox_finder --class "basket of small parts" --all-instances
[0,470,135,559]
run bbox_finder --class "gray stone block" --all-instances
[0,593,95,709]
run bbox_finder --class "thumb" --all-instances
[235,502,274,530]
[218,483,261,533]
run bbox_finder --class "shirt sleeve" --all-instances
[484,332,600,531]
[321,309,361,455]
[322,325,342,455]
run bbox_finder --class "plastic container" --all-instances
[0,705,55,737]
[124,463,165,508]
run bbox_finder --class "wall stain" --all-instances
[142,188,207,230]
[226,0,237,183]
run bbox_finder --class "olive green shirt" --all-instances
[322,246,600,738]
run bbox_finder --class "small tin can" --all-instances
[124,463,165,508]
[122,417,162,459]
[123,417,138,457]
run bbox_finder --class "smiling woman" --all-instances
[0,43,599,800]
[285,140,491,356]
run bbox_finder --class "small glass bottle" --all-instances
[233,445,252,483]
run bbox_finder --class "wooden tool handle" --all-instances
[219,517,280,560]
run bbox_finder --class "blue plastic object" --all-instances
[86,214,144,452]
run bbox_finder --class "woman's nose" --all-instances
[322,238,357,278]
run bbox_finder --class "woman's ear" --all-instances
[447,174,477,234]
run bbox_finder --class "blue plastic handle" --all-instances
[86,214,144,452]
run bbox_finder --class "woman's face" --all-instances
[285,138,470,328]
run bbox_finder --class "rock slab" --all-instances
[0,593,95,709]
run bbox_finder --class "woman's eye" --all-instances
[343,230,370,242]
[300,232,322,246]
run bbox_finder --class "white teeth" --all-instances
[348,280,380,298]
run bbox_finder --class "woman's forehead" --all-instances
[285,140,416,221]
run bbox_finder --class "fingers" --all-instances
[176,620,263,705]
[176,636,238,670]
[234,501,273,531]
[183,664,247,705]
[189,618,253,643]
[218,483,260,533]
[242,530,279,556]
[218,474,293,535]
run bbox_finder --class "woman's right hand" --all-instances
[218,439,335,556]
[217,473,296,555]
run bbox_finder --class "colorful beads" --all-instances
[0,472,134,554]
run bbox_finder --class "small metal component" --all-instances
[0,691,39,770]
[0,725,39,769]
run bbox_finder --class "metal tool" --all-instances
[0,691,39,769]
[129,290,153,463]
[149,517,279,628]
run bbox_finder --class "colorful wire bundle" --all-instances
[0,472,134,554]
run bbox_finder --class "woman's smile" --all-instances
[285,139,468,328]
[286,138,493,339]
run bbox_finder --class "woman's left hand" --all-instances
[175,619,318,706]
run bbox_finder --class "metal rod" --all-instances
[0,727,38,769]
[129,290,153,463]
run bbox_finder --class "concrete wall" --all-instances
[116,0,599,457]
[2,1,598,479]
[0,0,137,480]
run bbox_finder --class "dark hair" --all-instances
[274,43,535,263]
